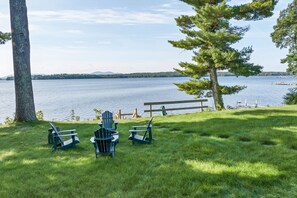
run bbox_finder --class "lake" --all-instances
[0,76,296,123]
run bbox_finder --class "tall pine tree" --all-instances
[10,0,37,121]
[271,0,297,75]
[169,0,277,110]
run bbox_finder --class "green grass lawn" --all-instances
[1,106,297,197]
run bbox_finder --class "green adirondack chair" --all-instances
[49,122,80,151]
[128,117,153,144]
[91,128,117,159]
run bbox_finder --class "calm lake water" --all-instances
[0,76,296,122]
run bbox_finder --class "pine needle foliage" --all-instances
[283,87,297,105]
[0,31,11,45]
[169,0,277,110]
[271,0,297,75]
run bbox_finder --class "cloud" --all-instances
[1,3,192,27]
[27,8,188,25]
[160,0,181,8]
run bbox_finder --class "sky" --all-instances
[0,0,292,76]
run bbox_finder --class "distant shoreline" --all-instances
[2,71,293,80]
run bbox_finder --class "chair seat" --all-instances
[90,134,119,144]
[64,136,80,146]
[129,134,144,141]
[49,122,80,151]
[128,117,153,144]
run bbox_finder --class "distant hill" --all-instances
[92,71,115,75]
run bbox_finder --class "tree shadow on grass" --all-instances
[0,110,297,197]
[231,108,297,116]
[150,108,297,195]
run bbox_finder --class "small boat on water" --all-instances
[274,82,297,86]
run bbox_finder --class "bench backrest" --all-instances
[144,99,208,117]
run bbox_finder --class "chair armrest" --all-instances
[112,134,119,143]
[59,129,76,133]
[129,130,147,133]
[105,128,117,133]
[132,125,147,128]
[98,121,103,128]
[59,133,78,137]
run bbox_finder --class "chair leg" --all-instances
[111,144,115,159]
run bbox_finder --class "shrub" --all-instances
[69,110,80,121]
[75,116,80,121]
[4,117,14,125]
[93,108,102,120]
[36,110,44,120]
[283,87,297,105]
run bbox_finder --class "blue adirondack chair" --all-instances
[91,128,117,159]
[99,111,118,131]
[128,117,153,144]
[49,122,80,151]
[99,111,119,143]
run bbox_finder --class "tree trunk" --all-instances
[10,0,36,121]
[209,67,224,111]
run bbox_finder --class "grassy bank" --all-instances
[1,106,297,197]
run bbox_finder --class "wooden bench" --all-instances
[144,99,208,117]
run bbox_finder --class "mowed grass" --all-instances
[1,106,297,197]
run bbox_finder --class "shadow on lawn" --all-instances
[231,108,297,116]
[0,110,297,196]
[151,108,297,194]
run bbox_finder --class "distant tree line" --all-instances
[5,72,183,80]
[3,71,292,80]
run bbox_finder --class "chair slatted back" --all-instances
[102,111,114,129]
[94,128,113,154]
[49,122,64,146]
[143,117,153,141]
